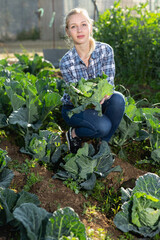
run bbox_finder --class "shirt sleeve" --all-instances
[59,55,77,84]
[101,45,115,86]
[59,56,74,105]
[60,63,72,84]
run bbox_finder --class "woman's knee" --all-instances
[111,91,125,106]
[96,118,112,137]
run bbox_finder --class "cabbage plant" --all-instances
[114,173,160,238]
[0,148,14,188]
[54,141,121,191]
[64,74,114,117]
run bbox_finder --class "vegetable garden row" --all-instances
[0,52,159,239]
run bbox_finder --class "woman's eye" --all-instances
[71,25,75,29]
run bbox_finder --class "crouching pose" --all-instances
[60,8,125,153]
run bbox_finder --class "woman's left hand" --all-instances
[100,94,111,104]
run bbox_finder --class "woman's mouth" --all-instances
[77,35,85,39]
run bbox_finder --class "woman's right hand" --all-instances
[100,94,111,104]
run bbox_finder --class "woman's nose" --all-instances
[77,26,82,32]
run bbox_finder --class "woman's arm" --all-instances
[60,62,74,84]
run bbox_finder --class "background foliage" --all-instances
[94,0,160,103]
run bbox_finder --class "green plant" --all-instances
[10,158,37,175]
[0,148,14,188]
[64,178,80,194]
[94,1,160,101]
[0,188,40,227]
[114,173,160,238]
[23,172,43,192]
[0,54,63,135]
[83,202,97,223]
[0,148,11,172]
[86,226,108,240]
[65,74,114,118]
[0,130,7,140]
[13,205,87,239]
[111,92,160,167]
[20,130,67,168]
[91,181,122,217]
[54,141,121,191]
[118,232,135,240]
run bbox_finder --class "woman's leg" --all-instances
[62,105,112,139]
[101,91,125,141]
[62,91,125,142]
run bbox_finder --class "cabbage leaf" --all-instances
[114,173,160,237]
[54,141,121,190]
[64,74,114,117]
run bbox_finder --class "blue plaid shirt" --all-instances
[59,41,115,105]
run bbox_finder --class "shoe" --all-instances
[66,128,82,154]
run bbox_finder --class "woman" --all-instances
[60,8,125,154]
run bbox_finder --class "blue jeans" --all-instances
[61,91,125,142]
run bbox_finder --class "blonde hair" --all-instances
[65,8,95,56]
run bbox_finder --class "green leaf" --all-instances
[56,141,121,190]
[0,169,14,188]
[151,149,160,163]
[15,191,40,210]
[63,156,79,177]
[131,192,160,229]
[114,173,160,238]
[45,207,87,240]
[77,157,97,180]
[0,114,8,128]
[65,75,114,118]
[80,173,97,190]
[8,107,42,130]
[0,149,11,173]
[91,79,113,102]
[0,187,18,226]
[4,80,26,111]
[13,203,50,240]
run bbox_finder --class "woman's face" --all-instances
[66,13,92,45]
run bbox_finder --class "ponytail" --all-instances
[88,36,96,57]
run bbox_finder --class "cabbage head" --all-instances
[113,173,160,238]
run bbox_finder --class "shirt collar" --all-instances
[72,47,82,64]
[72,42,97,63]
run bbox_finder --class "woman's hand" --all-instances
[100,94,111,104]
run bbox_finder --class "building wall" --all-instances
[38,0,54,42]
[0,0,39,40]
[0,0,159,48]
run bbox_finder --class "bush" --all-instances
[94,1,160,90]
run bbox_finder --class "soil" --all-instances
[0,133,147,240]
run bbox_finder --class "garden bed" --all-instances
[0,132,147,240]
[0,53,159,239]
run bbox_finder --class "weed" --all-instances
[153,233,160,240]
[118,232,136,240]
[0,130,7,139]
[91,180,122,218]
[9,158,37,175]
[87,226,114,240]
[63,178,80,194]
[52,201,61,210]
[23,172,43,191]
